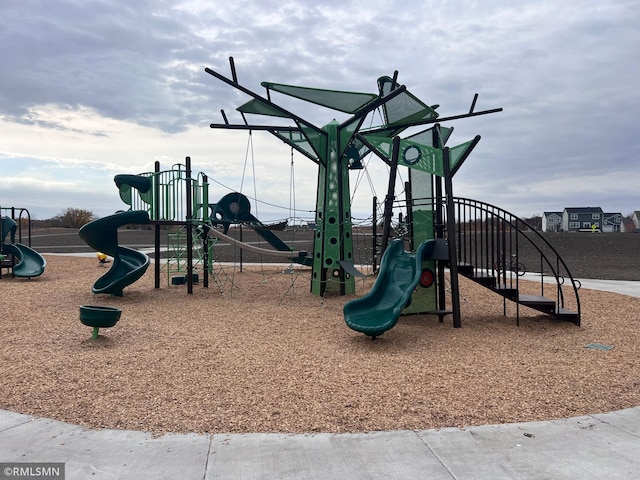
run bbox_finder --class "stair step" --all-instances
[453,260,580,325]
[519,294,555,305]
[471,274,496,288]
[519,294,556,314]
[494,285,518,300]
[555,307,580,325]
[456,262,474,275]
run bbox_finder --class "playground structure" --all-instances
[79,158,311,297]
[204,58,581,337]
[0,206,46,279]
[78,58,582,338]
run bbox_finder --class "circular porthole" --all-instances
[402,144,422,165]
[419,268,435,288]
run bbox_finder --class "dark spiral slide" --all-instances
[79,210,150,296]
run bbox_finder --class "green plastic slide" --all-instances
[78,210,150,296]
[1,216,46,278]
[343,238,435,338]
[3,243,46,277]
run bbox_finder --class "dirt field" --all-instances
[518,231,640,281]
[1,230,639,436]
[28,227,640,281]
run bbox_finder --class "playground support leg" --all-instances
[380,137,400,256]
[443,149,462,328]
[154,161,161,289]
[435,177,447,314]
[154,223,161,289]
[186,157,194,295]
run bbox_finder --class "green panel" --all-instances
[377,76,440,125]
[437,126,453,146]
[139,176,154,207]
[299,123,327,161]
[360,126,405,139]
[403,168,436,314]
[273,130,319,161]
[339,118,359,152]
[237,99,291,118]
[406,125,453,147]
[402,210,436,314]
[270,120,327,164]
[449,139,476,171]
[397,140,444,176]
[361,135,393,157]
[261,82,377,114]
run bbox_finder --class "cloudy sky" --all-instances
[1,0,639,224]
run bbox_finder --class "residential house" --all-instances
[542,212,562,232]
[633,211,640,232]
[562,207,603,232]
[602,212,623,232]
[622,217,635,232]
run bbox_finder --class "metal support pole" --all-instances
[405,180,413,250]
[381,136,400,255]
[372,196,378,273]
[186,157,194,294]
[202,174,209,289]
[443,149,462,328]
[154,161,161,289]
[239,225,243,272]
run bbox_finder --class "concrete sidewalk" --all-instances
[1,407,640,479]
[519,273,640,298]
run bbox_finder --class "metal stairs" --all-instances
[444,198,581,326]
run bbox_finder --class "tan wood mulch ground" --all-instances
[1,255,638,435]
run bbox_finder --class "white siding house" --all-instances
[542,212,562,232]
[602,213,623,232]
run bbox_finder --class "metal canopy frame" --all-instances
[204,57,502,298]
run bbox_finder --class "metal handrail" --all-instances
[418,196,581,325]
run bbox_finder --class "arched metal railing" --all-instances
[443,197,581,325]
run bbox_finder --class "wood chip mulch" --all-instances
[1,255,638,435]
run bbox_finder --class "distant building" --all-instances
[542,212,562,232]
[562,207,603,232]
[602,212,623,232]
[622,217,635,232]
[632,211,640,232]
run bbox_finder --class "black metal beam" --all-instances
[381,136,401,254]
[443,148,462,328]
[209,124,301,131]
[363,105,502,136]
[204,67,326,137]
[469,93,478,114]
